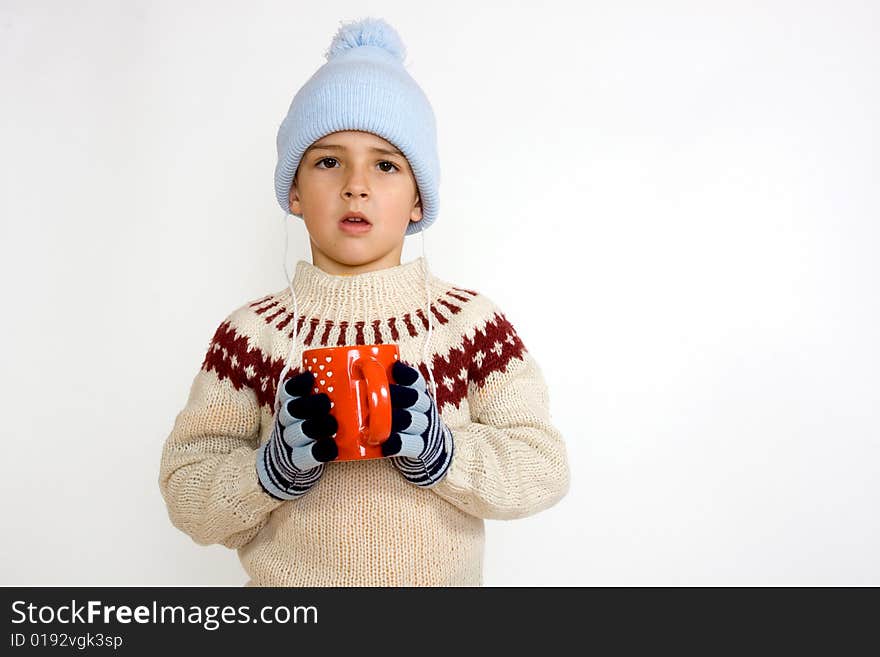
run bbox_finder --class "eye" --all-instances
[316,157,338,168]
[378,160,400,173]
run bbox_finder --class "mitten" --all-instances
[256,370,339,500]
[381,360,454,488]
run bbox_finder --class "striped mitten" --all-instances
[256,370,339,500]
[381,360,454,488]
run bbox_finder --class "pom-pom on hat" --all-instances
[274,17,440,236]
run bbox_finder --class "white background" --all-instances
[1,0,877,586]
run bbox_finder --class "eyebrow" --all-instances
[306,143,404,157]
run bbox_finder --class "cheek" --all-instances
[297,173,333,196]
[390,178,419,203]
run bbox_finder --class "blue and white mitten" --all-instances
[381,360,454,488]
[256,370,339,500]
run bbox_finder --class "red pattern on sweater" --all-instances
[335,321,349,346]
[201,321,276,407]
[252,287,469,341]
[204,291,526,412]
[402,313,417,337]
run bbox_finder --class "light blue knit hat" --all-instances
[274,17,440,236]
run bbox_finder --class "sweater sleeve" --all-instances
[429,303,570,520]
[158,309,284,549]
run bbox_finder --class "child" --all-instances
[158,16,570,586]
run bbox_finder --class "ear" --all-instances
[410,193,423,223]
[288,177,302,215]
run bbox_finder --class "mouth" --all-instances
[340,211,371,225]
[339,211,373,234]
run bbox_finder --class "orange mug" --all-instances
[301,343,400,462]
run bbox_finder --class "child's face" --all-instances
[289,130,422,273]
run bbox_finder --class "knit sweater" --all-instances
[158,257,570,586]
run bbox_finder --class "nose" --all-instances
[341,167,369,201]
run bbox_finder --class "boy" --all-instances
[158,17,570,586]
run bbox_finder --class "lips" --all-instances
[339,213,373,234]
[341,211,371,224]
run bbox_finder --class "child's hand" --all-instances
[256,370,339,500]
[381,360,454,488]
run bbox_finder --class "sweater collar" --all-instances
[286,256,438,320]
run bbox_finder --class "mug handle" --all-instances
[357,358,391,446]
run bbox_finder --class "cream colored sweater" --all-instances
[158,257,570,586]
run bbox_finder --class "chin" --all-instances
[322,249,383,266]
